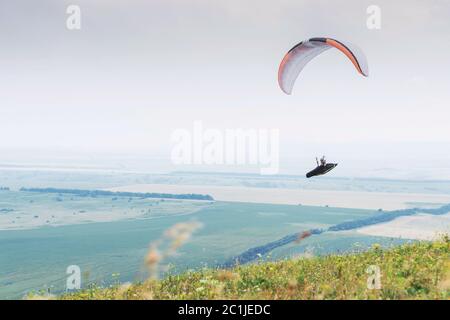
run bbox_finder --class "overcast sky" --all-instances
[0,0,449,175]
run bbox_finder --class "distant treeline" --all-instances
[328,204,450,232]
[20,187,214,201]
[0,187,10,191]
[223,203,450,267]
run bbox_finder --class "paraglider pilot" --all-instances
[316,156,326,167]
[307,156,337,178]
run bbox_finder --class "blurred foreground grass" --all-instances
[46,237,450,300]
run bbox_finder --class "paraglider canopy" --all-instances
[278,37,368,94]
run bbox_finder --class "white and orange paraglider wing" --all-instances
[278,37,368,95]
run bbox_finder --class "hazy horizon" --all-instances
[1,1,449,178]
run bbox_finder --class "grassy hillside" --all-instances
[43,238,450,300]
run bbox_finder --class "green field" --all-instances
[0,190,400,299]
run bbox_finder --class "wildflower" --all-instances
[296,231,312,243]
[145,245,162,267]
